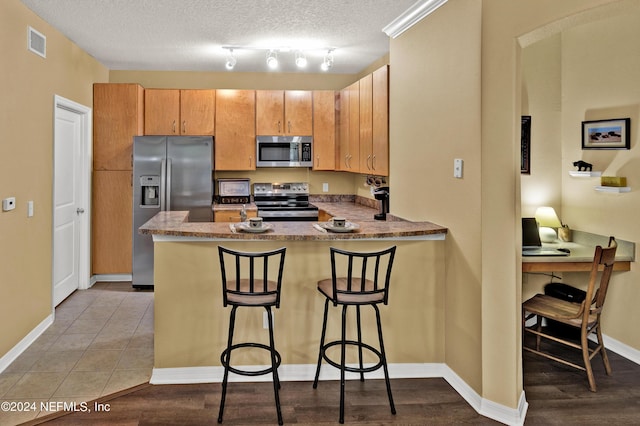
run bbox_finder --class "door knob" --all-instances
[76,208,85,214]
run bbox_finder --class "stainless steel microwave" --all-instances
[256,136,313,167]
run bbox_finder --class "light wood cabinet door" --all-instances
[180,89,215,135]
[372,65,389,176]
[336,87,350,172]
[256,90,284,135]
[213,209,257,222]
[256,90,312,135]
[312,90,336,170]
[93,83,144,171]
[215,90,256,170]
[347,81,360,171]
[92,170,132,274]
[144,89,180,135]
[284,90,313,135]
[359,73,373,173]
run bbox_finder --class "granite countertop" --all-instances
[140,206,447,241]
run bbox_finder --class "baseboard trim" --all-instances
[151,362,527,425]
[91,274,132,286]
[0,313,54,373]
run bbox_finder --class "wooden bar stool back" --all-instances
[312,246,397,424]
[522,236,617,392]
[217,246,286,425]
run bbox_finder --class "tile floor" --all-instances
[0,282,153,425]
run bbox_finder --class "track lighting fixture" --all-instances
[225,49,236,70]
[321,50,334,71]
[222,45,336,71]
[294,51,307,68]
[266,50,278,69]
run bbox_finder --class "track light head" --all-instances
[266,50,278,69]
[225,49,236,70]
[295,51,307,68]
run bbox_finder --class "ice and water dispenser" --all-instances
[139,176,160,207]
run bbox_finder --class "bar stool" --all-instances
[312,246,397,424]
[217,246,286,425]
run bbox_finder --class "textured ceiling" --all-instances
[19,0,416,74]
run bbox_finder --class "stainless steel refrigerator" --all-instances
[132,136,213,289]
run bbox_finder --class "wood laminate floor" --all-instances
[23,335,640,425]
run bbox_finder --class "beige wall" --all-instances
[389,0,631,410]
[0,0,108,357]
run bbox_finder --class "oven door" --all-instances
[257,206,319,222]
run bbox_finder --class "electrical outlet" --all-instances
[2,197,16,212]
[27,201,34,217]
[322,183,329,192]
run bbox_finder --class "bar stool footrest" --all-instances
[221,342,282,377]
[321,340,384,374]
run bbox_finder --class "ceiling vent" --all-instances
[28,26,46,58]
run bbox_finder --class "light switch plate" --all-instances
[454,158,463,178]
[2,197,16,211]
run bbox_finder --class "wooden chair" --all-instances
[312,246,397,424]
[217,246,286,425]
[522,236,617,392]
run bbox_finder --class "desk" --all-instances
[522,231,634,273]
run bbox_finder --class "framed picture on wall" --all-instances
[582,118,630,149]
[521,115,531,174]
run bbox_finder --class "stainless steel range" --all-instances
[253,182,319,222]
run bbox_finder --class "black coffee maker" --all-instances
[373,187,390,220]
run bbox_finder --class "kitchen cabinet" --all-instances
[214,209,257,222]
[93,83,144,171]
[91,170,132,274]
[312,90,337,170]
[144,89,215,135]
[215,90,256,170]
[359,65,389,176]
[256,90,312,135]
[371,65,389,176]
[337,81,360,172]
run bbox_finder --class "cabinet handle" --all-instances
[172,120,176,133]
[288,120,291,133]
[182,120,186,134]
[249,156,253,167]
[316,156,320,167]
[278,121,281,133]
[366,154,372,170]
[372,154,376,170]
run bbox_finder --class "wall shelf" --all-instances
[594,186,631,193]
[569,171,602,177]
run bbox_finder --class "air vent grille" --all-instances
[28,26,46,58]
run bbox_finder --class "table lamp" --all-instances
[535,207,562,243]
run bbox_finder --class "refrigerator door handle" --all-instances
[160,158,167,211]
[166,158,172,211]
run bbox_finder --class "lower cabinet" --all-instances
[92,171,132,274]
[213,209,257,222]
[318,210,333,222]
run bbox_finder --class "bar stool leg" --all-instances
[313,299,330,388]
[374,305,395,414]
[356,305,365,382]
[218,305,238,423]
[265,306,283,425]
[339,304,348,424]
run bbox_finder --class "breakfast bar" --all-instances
[139,211,448,384]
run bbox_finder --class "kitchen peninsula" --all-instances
[139,208,448,384]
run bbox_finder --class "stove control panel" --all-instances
[253,182,309,195]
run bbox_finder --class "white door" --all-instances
[53,96,91,306]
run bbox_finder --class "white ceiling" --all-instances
[19,0,417,74]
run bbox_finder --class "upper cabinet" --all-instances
[256,90,312,135]
[359,66,389,175]
[337,64,389,176]
[93,83,144,171]
[215,90,256,171]
[312,90,337,170]
[144,89,215,135]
